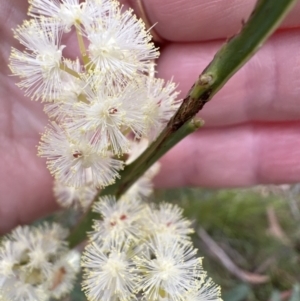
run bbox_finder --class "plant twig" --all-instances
[169,0,299,130]
[266,206,291,246]
[67,0,299,248]
[197,227,269,284]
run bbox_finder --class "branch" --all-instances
[266,206,291,246]
[170,0,299,130]
[197,227,269,284]
[67,0,299,248]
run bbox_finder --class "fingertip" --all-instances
[119,0,300,42]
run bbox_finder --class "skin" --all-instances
[0,0,300,234]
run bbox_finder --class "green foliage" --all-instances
[155,186,300,301]
[223,284,251,301]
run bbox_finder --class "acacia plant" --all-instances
[0,0,298,300]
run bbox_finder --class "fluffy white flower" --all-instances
[134,235,204,301]
[86,4,158,88]
[65,83,146,155]
[1,281,48,301]
[43,59,87,122]
[183,277,222,301]
[29,0,84,32]
[29,0,116,32]
[23,223,69,276]
[34,222,69,243]
[38,122,124,187]
[53,179,97,210]
[9,19,65,101]
[143,77,181,141]
[0,223,77,301]
[82,242,138,301]
[0,241,24,282]
[144,203,194,243]
[91,195,146,247]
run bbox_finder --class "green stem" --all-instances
[170,0,298,130]
[116,118,204,198]
[59,63,81,79]
[67,0,298,248]
[59,64,90,103]
[75,27,90,66]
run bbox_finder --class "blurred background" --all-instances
[155,185,300,301]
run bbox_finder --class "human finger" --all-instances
[0,0,29,48]
[121,0,300,42]
[0,152,56,235]
[154,121,300,188]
